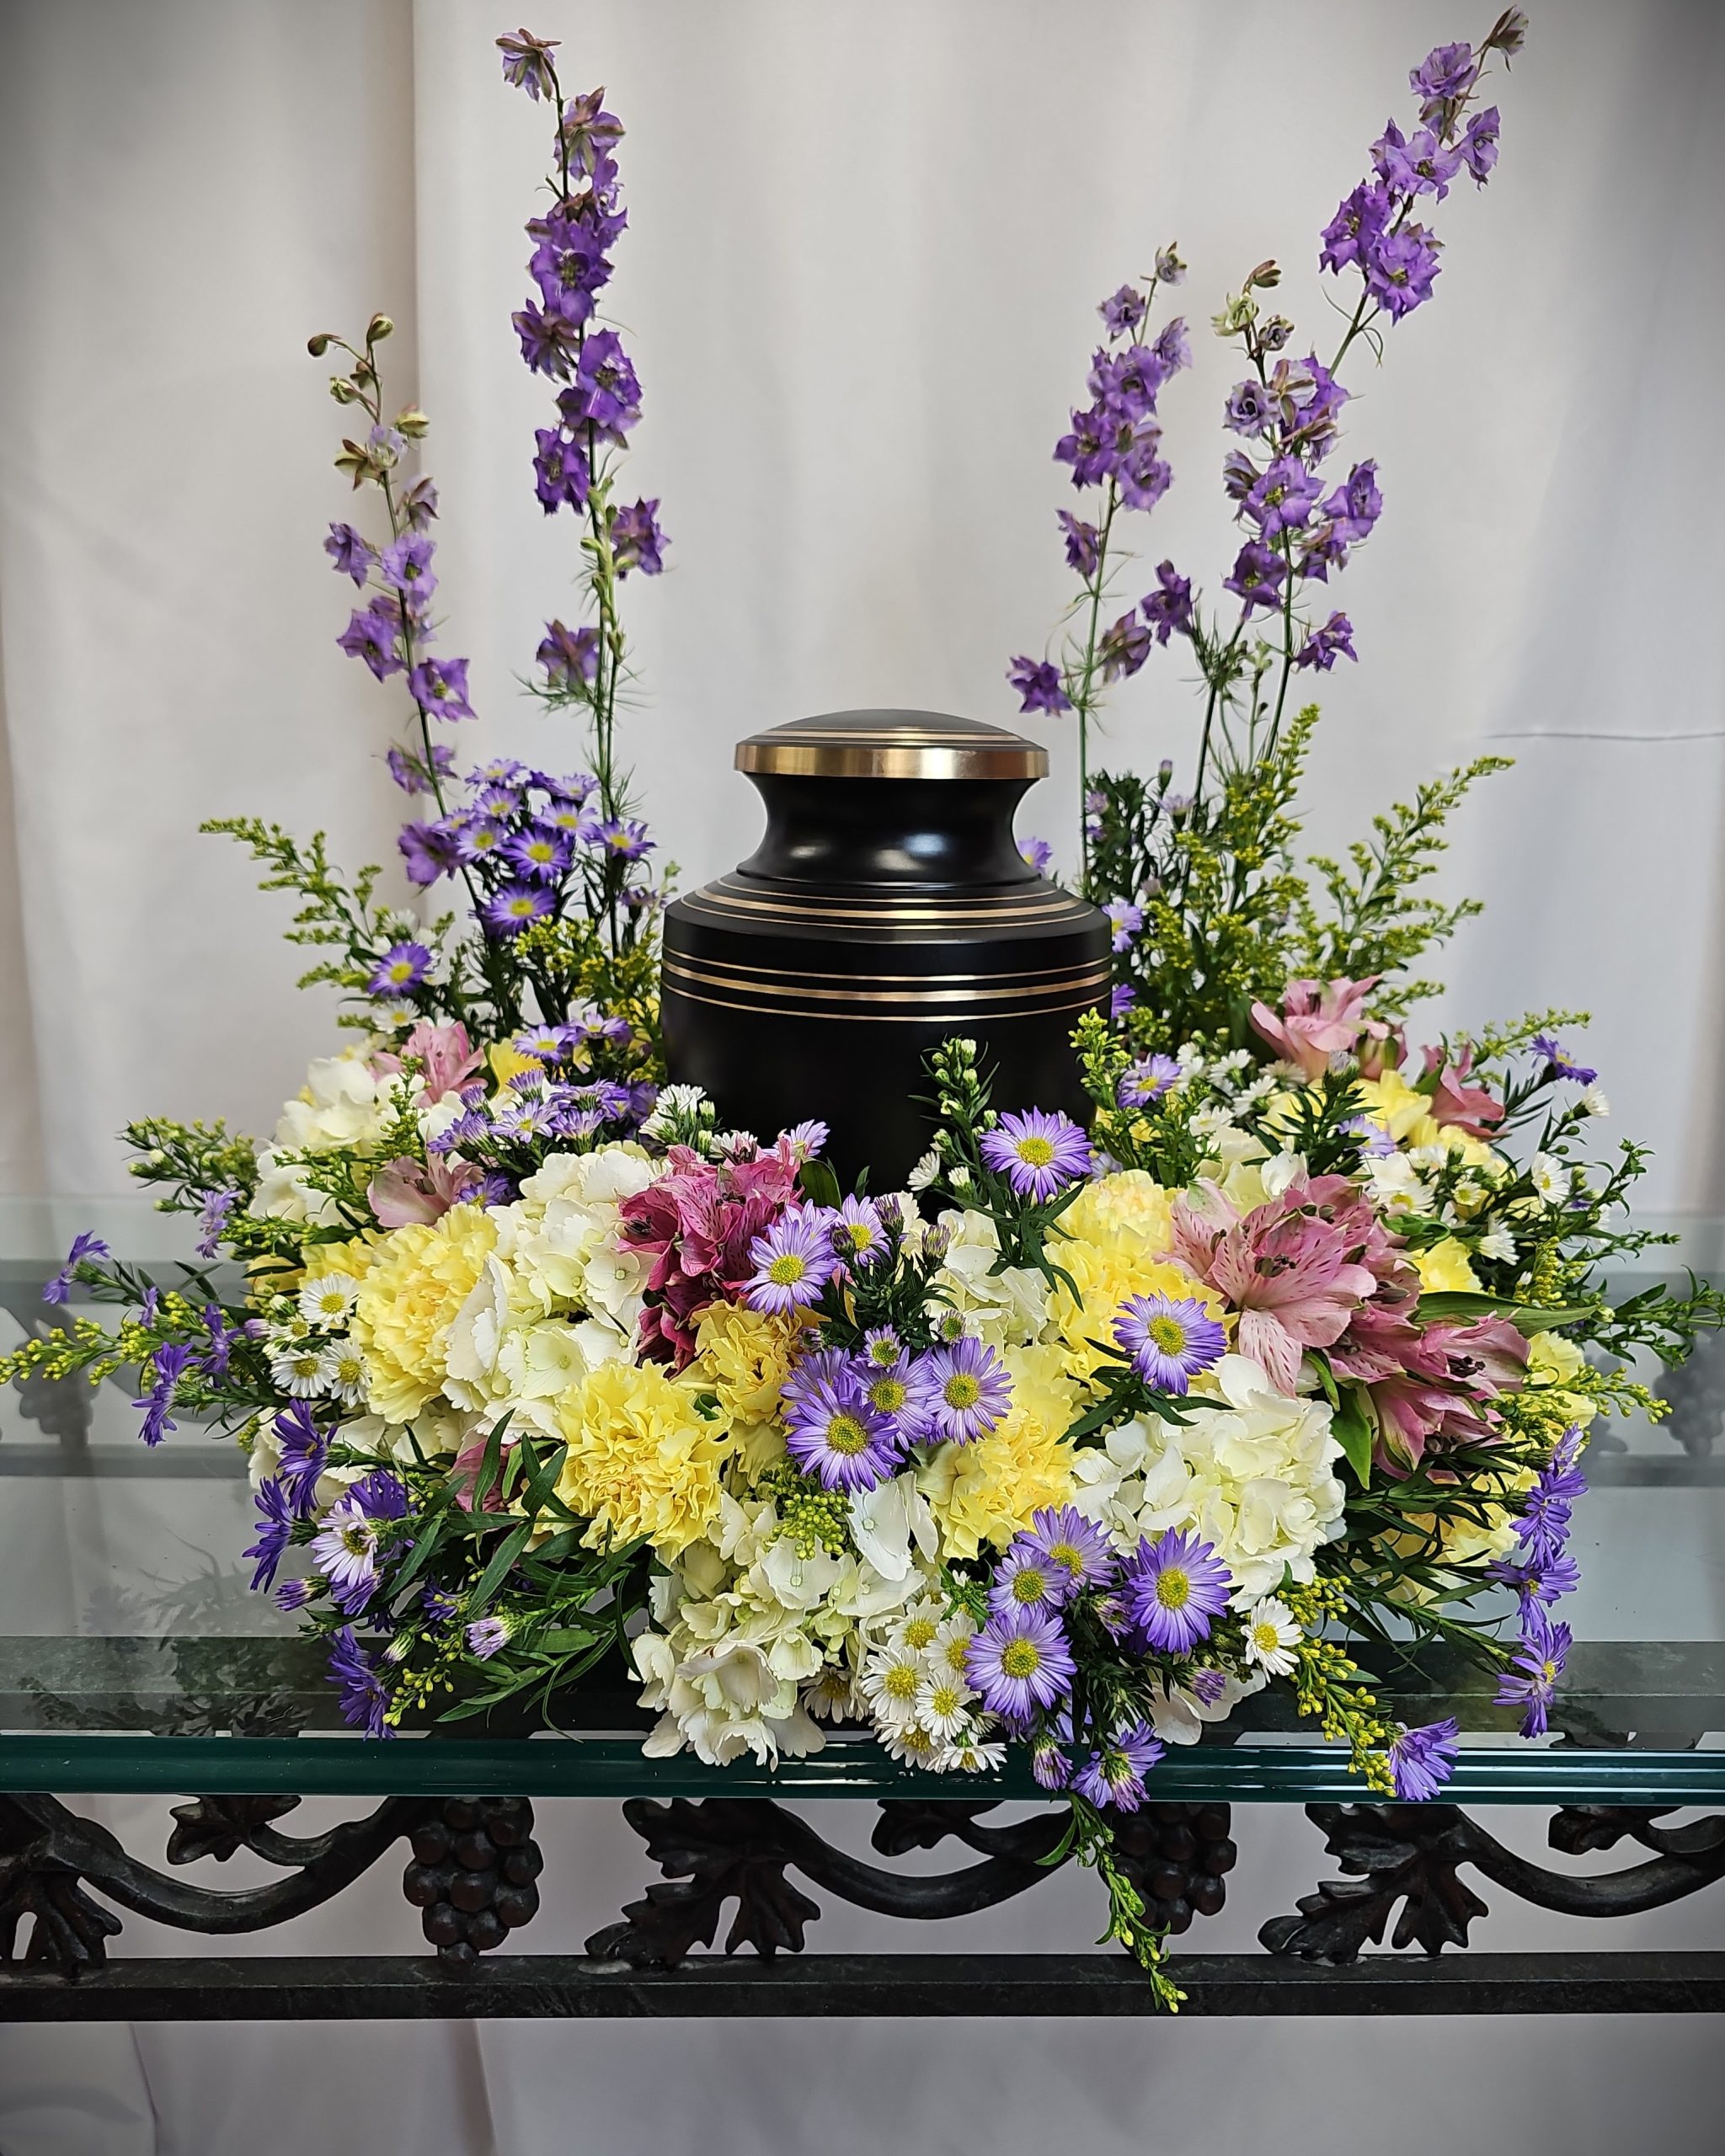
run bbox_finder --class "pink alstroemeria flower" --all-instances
[367,1154,482,1227]
[404,1020,484,1103]
[1422,1042,1504,1137]
[1169,1176,1378,1393]
[1248,975,1386,1082]
[1357,1314,1528,1470]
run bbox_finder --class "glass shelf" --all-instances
[4,1200,1723,1804]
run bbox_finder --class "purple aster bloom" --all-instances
[243,1479,295,1591]
[327,1625,391,1739]
[1411,40,1478,117]
[1114,1291,1227,1393]
[1244,456,1324,538]
[1141,560,1194,643]
[988,1540,1071,1618]
[1388,1716,1459,1801]
[1103,899,1142,952]
[588,816,654,862]
[1487,1545,1582,1609]
[610,498,666,577]
[1097,284,1147,339]
[827,1193,888,1268]
[979,1107,1092,1200]
[1319,180,1391,275]
[1123,1528,1232,1653]
[1513,1483,1576,1566]
[1548,1423,1588,1479]
[1224,378,1279,437]
[1372,118,1466,202]
[1461,105,1500,184]
[467,1615,511,1661]
[398,818,462,888]
[1364,224,1443,319]
[193,1188,239,1261]
[378,532,437,614]
[782,1369,900,1492]
[324,521,374,584]
[311,1480,403,1615]
[1098,610,1152,682]
[853,1349,937,1444]
[1188,1666,1228,1706]
[43,1230,110,1305]
[275,1401,328,1517]
[505,828,574,883]
[409,655,475,723]
[1023,1504,1114,1590]
[1151,316,1192,374]
[532,425,590,515]
[1057,510,1102,578]
[537,619,601,690]
[1535,1444,1589,1508]
[862,1325,903,1368]
[964,1606,1075,1726]
[514,1023,571,1060]
[1031,1731,1073,1790]
[1110,982,1138,1021]
[1223,539,1286,618]
[366,941,432,996]
[513,291,586,377]
[564,328,642,437]
[1118,1053,1181,1108]
[745,1208,835,1315]
[275,1577,315,1613]
[1020,835,1054,876]
[1007,656,1071,715]
[1532,1036,1598,1086]
[133,1341,194,1447]
[473,782,523,818]
[422,1584,461,1623]
[1295,611,1358,671]
[350,1469,409,1522]
[924,1337,1012,1444]
[1073,1720,1165,1813]
[1495,1616,1570,1738]
[337,606,403,680]
[496,27,559,100]
[482,883,555,938]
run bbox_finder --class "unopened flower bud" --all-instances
[395,406,430,439]
[330,376,360,403]
[1154,243,1186,286]
[307,332,334,357]
[1246,259,1281,290]
[366,312,395,342]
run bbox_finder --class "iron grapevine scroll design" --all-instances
[585,1796,1236,1969]
[1260,1801,1725,1965]
[0,1790,546,1979]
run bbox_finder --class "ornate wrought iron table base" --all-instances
[2,1788,1722,2019]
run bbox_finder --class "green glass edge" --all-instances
[3,1734,1722,1804]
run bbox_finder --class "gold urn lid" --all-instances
[734,707,1049,782]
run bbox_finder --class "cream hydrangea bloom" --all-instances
[252,1053,408,1226]
[930,1209,1055,1349]
[1070,1352,1344,1601]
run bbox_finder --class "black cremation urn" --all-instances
[660,709,1111,1187]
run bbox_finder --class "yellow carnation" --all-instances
[350,1206,497,1424]
[692,1301,807,1425]
[553,1361,731,1558]
[303,1236,381,1288]
[1414,1237,1482,1294]
[1060,1171,1175,1254]
[1357,1069,1441,1150]
[1049,1243,1223,1386]
[919,1342,1080,1558]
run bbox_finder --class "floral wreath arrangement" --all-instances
[9,12,1720,2006]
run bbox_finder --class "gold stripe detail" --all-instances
[664,981,1108,1025]
[662,956,1110,1009]
[736,738,1047,781]
[662,948,1105,987]
[681,882,1090,928]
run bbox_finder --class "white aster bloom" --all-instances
[906,1148,940,1192]
[887,1593,948,1657]
[299,1274,359,1329]
[930,1612,979,1682]
[1581,1086,1610,1118]
[1531,1152,1567,1204]
[860,1644,927,1728]
[915,1670,976,1742]
[941,1734,1007,1774]
[270,1342,337,1398]
[878,1721,943,1769]
[1242,1596,1301,1677]
[1477,1224,1517,1264]
[323,1340,370,1410]
[1365,1150,1429,1214]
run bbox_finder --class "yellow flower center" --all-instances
[883,1663,919,1700]
[943,1372,980,1410]
[1146,1315,1188,1353]
[901,1616,937,1650]
[766,1253,807,1287]
[1011,1567,1049,1604]
[868,1376,907,1414]
[1014,1135,1055,1167]
[1252,1621,1281,1653]
[827,1412,868,1456]
[1049,1541,1084,1576]
[944,1637,971,1674]
[1155,1567,1191,1612]
[339,1524,373,1556]
[927,1684,964,1719]
[1000,1639,1042,1678]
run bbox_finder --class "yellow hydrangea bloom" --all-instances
[691,1301,807,1425]
[1413,1237,1482,1294]
[919,1342,1080,1558]
[350,1206,497,1424]
[553,1360,731,1558]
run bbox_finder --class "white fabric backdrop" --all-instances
[2,0,1722,2148]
